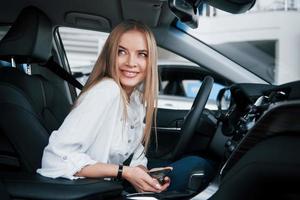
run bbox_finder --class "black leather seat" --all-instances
[210,135,300,200]
[0,67,71,171]
[164,80,186,96]
[0,180,10,200]
[0,6,122,200]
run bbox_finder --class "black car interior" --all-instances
[210,82,300,200]
[0,6,122,200]
[1,0,300,200]
[0,6,213,200]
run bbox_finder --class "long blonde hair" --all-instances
[77,20,158,150]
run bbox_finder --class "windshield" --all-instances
[176,0,300,85]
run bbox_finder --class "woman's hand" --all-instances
[161,176,171,191]
[123,166,170,193]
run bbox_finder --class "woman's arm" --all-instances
[76,163,168,193]
[75,162,119,178]
[38,80,121,179]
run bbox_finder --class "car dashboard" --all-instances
[216,80,300,177]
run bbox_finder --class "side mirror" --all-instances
[168,0,199,29]
[217,88,232,111]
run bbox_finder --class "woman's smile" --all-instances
[120,69,139,78]
[117,29,148,96]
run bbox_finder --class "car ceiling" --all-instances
[0,0,175,31]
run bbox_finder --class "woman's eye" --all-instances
[139,53,148,57]
[118,49,126,56]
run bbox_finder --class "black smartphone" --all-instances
[148,167,172,185]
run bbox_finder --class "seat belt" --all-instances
[42,56,83,90]
[123,153,134,166]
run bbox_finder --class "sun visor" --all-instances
[0,6,52,64]
[121,0,163,27]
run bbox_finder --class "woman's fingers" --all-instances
[141,172,162,191]
[159,176,170,192]
[164,176,171,183]
[126,166,171,193]
[134,173,162,192]
[138,179,162,192]
[144,177,171,193]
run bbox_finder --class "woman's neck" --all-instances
[123,87,134,99]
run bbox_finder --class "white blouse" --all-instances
[37,78,147,180]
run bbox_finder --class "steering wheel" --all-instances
[171,76,214,160]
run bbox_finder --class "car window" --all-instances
[176,0,300,85]
[0,26,10,40]
[159,68,225,110]
[59,27,225,110]
[58,27,109,87]
[182,80,224,99]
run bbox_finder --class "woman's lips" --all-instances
[121,70,138,78]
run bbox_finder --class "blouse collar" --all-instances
[129,88,142,106]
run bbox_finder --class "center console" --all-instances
[219,81,300,177]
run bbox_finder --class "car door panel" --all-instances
[148,108,217,159]
[156,108,188,128]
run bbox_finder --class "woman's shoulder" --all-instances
[91,78,121,95]
[77,78,121,104]
[75,78,121,108]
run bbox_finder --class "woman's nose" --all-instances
[127,54,137,68]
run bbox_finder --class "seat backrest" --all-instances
[0,180,10,200]
[164,80,185,96]
[0,7,71,172]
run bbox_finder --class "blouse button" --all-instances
[128,139,131,143]
[130,125,134,129]
[125,153,129,156]
[62,156,67,160]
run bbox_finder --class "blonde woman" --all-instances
[37,20,169,193]
[37,20,213,193]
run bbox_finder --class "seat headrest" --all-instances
[0,6,52,64]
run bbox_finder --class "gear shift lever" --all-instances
[188,170,207,192]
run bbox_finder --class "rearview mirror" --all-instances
[168,0,198,29]
[168,0,256,29]
[206,0,256,14]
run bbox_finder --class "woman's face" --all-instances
[117,30,148,96]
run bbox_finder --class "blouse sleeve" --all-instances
[37,80,121,179]
[130,142,148,168]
